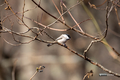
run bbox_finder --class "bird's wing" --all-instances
[56,36,63,40]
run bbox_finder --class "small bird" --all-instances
[47,34,71,47]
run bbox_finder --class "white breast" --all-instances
[57,38,67,44]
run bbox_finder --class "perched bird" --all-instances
[47,34,71,47]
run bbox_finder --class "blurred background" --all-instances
[0,0,120,80]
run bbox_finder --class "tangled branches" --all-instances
[0,0,120,79]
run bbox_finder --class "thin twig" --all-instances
[22,0,25,21]
[61,2,84,32]
[30,71,37,80]
[83,70,93,80]
[12,60,17,80]
[30,66,45,80]
[52,0,65,23]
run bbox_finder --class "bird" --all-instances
[47,34,71,47]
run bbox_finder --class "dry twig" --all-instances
[83,70,93,80]
[30,66,45,80]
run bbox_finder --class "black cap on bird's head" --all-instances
[66,34,71,39]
